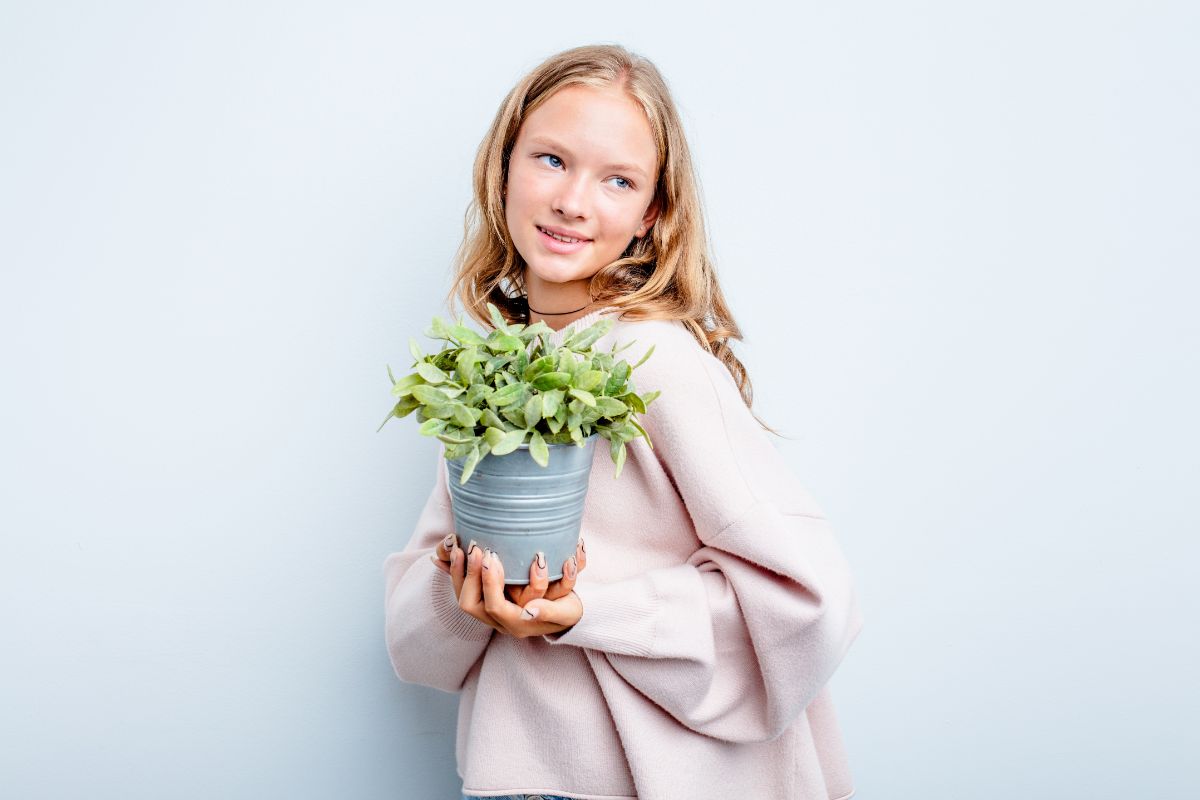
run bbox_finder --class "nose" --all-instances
[552,174,590,219]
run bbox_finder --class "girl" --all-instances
[383,44,865,800]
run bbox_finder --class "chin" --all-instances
[524,255,597,284]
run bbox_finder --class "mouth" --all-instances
[537,225,591,243]
[536,225,591,252]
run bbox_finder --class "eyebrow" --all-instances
[527,136,650,181]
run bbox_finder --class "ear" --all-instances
[636,193,661,238]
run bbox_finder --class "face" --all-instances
[503,84,660,305]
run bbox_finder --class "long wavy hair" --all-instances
[444,43,780,436]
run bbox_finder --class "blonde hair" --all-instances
[444,43,780,436]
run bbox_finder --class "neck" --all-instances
[524,272,595,332]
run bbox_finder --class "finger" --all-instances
[429,552,451,575]
[459,543,500,631]
[510,551,549,607]
[434,533,457,562]
[480,549,521,632]
[577,536,587,572]
[544,554,578,602]
[451,539,472,599]
[519,588,583,636]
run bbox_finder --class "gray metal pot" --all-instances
[445,433,599,585]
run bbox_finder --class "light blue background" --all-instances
[2,1,1196,798]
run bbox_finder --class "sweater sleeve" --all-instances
[541,323,865,744]
[383,450,494,694]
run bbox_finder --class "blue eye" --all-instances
[536,154,634,190]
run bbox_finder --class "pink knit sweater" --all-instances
[383,306,865,800]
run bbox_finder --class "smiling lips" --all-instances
[536,225,591,253]
[537,225,591,243]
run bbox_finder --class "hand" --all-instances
[430,534,588,638]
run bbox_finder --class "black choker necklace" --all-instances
[527,300,592,315]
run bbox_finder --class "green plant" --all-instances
[379,303,660,485]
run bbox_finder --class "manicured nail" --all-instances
[565,557,577,579]
[522,606,540,620]
[467,540,477,555]
[536,551,546,570]
[482,549,491,570]
[580,536,586,554]
[443,534,455,550]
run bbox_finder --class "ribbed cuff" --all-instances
[428,561,495,642]
[540,564,707,657]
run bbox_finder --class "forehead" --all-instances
[517,85,657,177]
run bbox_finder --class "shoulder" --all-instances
[601,315,735,399]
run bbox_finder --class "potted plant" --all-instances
[379,302,660,584]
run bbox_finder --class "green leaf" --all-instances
[489,428,527,455]
[641,389,661,407]
[542,388,563,419]
[520,320,552,341]
[568,387,596,407]
[465,383,490,407]
[409,337,423,362]
[387,363,397,384]
[451,323,486,347]
[436,426,475,445]
[456,347,479,385]
[610,437,626,478]
[522,355,557,382]
[524,394,543,427]
[480,408,507,429]
[419,418,448,436]
[563,319,612,351]
[595,397,628,417]
[487,333,524,353]
[390,372,424,398]
[416,361,448,384]
[426,316,451,340]
[412,384,452,406]
[423,400,455,420]
[624,392,646,414]
[500,406,527,428]
[486,302,509,333]
[604,361,631,395]
[556,348,577,374]
[531,371,572,390]
[483,426,506,449]
[529,430,549,467]
[459,444,483,485]
[573,369,605,392]
[451,404,477,428]
[631,343,655,369]
[629,416,653,449]
[488,382,526,408]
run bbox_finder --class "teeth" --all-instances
[541,226,582,243]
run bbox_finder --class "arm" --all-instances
[542,324,865,743]
[383,451,494,694]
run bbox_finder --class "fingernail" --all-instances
[536,551,546,570]
[522,606,540,620]
[443,534,455,550]
[428,553,439,565]
[467,540,477,556]
[580,536,586,554]
[482,549,491,570]
[566,557,577,579]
